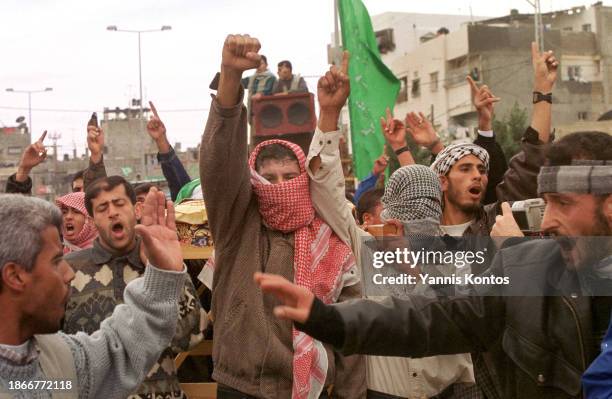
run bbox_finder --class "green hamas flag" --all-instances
[338,0,400,180]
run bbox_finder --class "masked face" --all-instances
[257,158,300,185]
[90,185,137,253]
[441,155,488,216]
[60,205,87,242]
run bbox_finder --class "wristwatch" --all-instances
[532,91,552,104]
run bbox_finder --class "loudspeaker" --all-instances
[252,92,316,136]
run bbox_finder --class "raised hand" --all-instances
[134,187,183,272]
[87,121,105,164]
[531,41,559,93]
[466,75,500,131]
[491,202,524,238]
[405,111,440,150]
[317,51,350,115]
[17,131,47,181]
[147,101,171,153]
[147,101,166,141]
[221,34,262,74]
[254,272,314,323]
[219,34,262,107]
[372,146,389,176]
[379,107,406,151]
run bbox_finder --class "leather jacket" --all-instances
[300,240,602,399]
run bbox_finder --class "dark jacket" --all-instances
[474,133,508,205]
[299,239,600,399]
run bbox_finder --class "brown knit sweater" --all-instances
[200,87,365,398]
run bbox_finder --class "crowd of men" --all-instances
[0,32,611,399]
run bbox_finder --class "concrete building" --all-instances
[388,3,612,140]
[0,124,31,192]
[101,104,199,183]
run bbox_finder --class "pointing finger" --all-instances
[149,101,160,119]
[38,130,47,143]
[466,75,478,96]
[340,51,350,75]
[501,202,512,216]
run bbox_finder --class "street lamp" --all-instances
[5,87,53,135]
[106,25,172,121]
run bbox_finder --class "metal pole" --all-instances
[28,92,32,135]
[333,0,341,66]
[138,32,143,120]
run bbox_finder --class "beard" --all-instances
[445,181,482,216]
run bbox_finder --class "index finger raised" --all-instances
[340,51,350,75]
[149,101,160,119]
[466,75,479,96]
[37,130,47,143]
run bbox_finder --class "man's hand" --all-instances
[405,111,442,153]
[317,51,350,132]
[147,101,171,154]
[135,187,183,272]
[491,202,524,238]
[219,34,262,107]
[254,272,314,324]
[531,41,559,93]
[380,107,406,151]
[466,75,500,131]
[372,146,388,176]
[16,131,47,182]
[87,123,105,164]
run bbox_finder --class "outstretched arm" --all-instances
[5,130,47,194]
[147,101,191,201]
[200,34,261,249]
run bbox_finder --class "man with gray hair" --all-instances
[0,189,187,398]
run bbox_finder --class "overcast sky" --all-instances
[0,0,605,156]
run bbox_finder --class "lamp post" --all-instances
[106,25,172,121]
[107,25,171,180]
[5,87,53,135]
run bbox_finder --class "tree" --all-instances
[492,101,529,160]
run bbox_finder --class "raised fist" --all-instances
[221,34,262,73]
[317,51,350,114]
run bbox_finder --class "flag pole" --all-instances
[334,0,352,157]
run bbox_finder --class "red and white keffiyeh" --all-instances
[248,139,356,399]
[55,192,98,254]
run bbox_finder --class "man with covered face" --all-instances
[256,131,612,399]
[62,176,203,399]
[200,34,365,398]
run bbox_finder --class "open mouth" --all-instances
[468,186,482,196]
[111,222,125,239]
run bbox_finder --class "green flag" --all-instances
[338,0,400,180]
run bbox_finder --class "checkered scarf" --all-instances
[55,192,98,254]
[381,165,443,222]
[431,143,490,176]
[538,160,612,195]
[249,139,356,399]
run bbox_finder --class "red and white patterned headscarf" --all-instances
[55,192,98,254]
[249,139,356,399]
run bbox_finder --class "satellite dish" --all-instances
[16,116,25,123]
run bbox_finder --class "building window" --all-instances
[578,111,588,120]
[582,24,591,32]
[567,65,582,81]
[7,146,22,155]
[397,77,408,103]
[563,26,573,31]
[430,72,439,92]
[412,78,421,98]
[375,28,395,54]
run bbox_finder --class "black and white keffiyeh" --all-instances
[431,143,490,176]
[381,164,442,222]
[538,160,612,195]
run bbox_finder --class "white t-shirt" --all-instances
[440,219,474,237]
